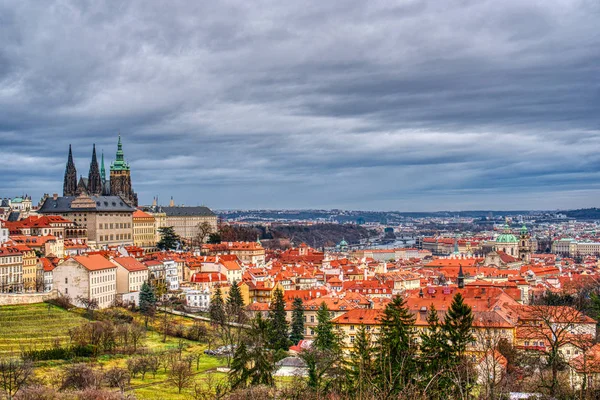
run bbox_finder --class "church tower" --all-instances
[63,144,78,196]
[518,225,532,263]
[109,135,138,206]
[87,144,102,195]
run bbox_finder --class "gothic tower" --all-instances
[87,144,102,195]
[63,144,78,196]
[109,135,138,206]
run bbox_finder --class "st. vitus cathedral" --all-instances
[63,135,138,206]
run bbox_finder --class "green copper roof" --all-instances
[110,134,130,171]
[496,224,518,243]
[100,151,106,181]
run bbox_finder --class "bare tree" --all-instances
[104,367,130,393]
[76,296,99,320]
[473,318,512,399]
[194,222,214,247]
[168,361,194,394]
[519,305,594,396]
[0,358,33,399]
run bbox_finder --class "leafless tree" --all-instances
[519,305,594,397]
[76,296,99,320]
[168,361,194,394]
[103,367,130,393]
[194,222,214,247]
[0,358,33,399]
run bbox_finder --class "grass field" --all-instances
[0,303,230,399]
[0,303,88,357]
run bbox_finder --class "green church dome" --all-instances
[496,224,518,243]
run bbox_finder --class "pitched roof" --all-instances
[38,195,135,213]
[161,206,215,217]
[113,256,148,272]
[73,254,116,271]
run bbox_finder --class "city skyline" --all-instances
[1,1,599,210]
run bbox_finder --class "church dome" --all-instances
[496,224,518,243]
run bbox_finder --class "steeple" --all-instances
[111,134,129,171]
[457,264,465,289]
[100,151,106,182]
[87,144,102,195]
[63,144,78,196]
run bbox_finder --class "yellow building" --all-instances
[133,209,156,250]
[15,245,38,292]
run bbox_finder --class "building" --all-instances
[14,245,37,292]
[160,204,217,243]
[132,209,156,250]
[0,220,8,244]
[38,194,135,248]
[202,241,266,265]
[113,256,149,305]
[62,136,138,206]
[53,254,117,309]
[0,246,23,292]
[185,288,211,310]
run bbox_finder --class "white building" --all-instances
[53,254,117,309]
[0,221,8,244]
[185,288,211,310]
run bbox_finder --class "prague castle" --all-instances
[63,135,138,207]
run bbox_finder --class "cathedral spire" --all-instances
[100,150,106,182]
[88,144,102,195]
[63,144,78,196]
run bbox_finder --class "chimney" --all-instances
[53,193,58,200]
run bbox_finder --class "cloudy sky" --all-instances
[1,1,599,211]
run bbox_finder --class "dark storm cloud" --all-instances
[0,0,599,210]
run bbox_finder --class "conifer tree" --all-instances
[375,295,416,396]
[229,341,250,389]
[290,297,305,345]
[157,226,180,250]
[139,281,156,328]
[268,287,290,352]
[419,304,449,397]
[209,286,225,326]
[444,292,474,357]
[314,302,338,351]
[347,324,374,399]
[442,292,475,397]
[226,281,245,324]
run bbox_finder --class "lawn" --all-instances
[0,303,230,399]
[0,303,88,357]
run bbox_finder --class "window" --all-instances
[65,277,68,284]
[350,325,355,331]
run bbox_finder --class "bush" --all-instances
[46,296,73,310]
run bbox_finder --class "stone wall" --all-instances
[0,290,58,306]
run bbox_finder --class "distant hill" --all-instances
[268,223,377,248]
[564,208,600,219]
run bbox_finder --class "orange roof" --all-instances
[133,209,153,219]
[113,256,148,272]
[73,254,116,271]
[332,309,383,325]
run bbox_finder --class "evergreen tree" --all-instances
[157,226,180,250]
[209,286,225,326]
[228,313,275,389]
[226,280,245,324]
[419,304,450,398]
[268,287,290,352]
[347,324,374,399]
[443,292,474,357]
[314,302,338,351]
[375,295,416,396]
[229,341,250,389]
[290,297,305,345]
[442,292,475,397]
[139,281,156,328]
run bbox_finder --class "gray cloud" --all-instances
[1,0,599,211]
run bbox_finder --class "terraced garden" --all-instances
[0,303,87,357]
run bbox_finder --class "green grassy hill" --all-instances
[0,303,87,357]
